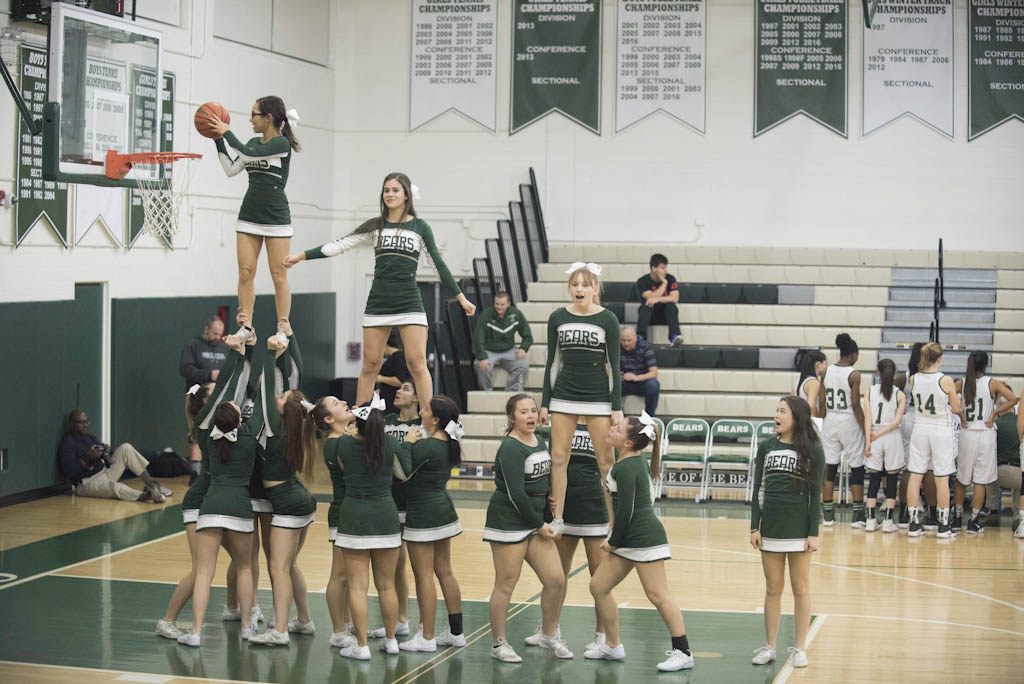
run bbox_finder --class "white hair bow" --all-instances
[565,262,602,277]
[300,399,316,414]
[285,108,300,129]
[352,392,386,421]
[411,184,422,201]
[186,384,201,396]
[444,420,465,442]
[210,425,238,442]
[638,411,657,440]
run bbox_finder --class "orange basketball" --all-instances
[194,102,229,138]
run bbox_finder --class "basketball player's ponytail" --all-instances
[256,95,301,151]
[877,359,896,402]
[963,350,988,407]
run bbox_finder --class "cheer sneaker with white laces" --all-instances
[751,644,776,665]
[491,638,522,663]
[537,633,573,659]
[787,647,809,667]
[657,649,694,671]
[379,637,399,655]
[287,618,315,635]
[584,631,606,651]
[249,629,289,646]
[155,620,184,639]
[399,632,437,652]
[339,644,371,660]
[436,628,467,647]
[584,642,625,660]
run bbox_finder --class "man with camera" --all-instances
[57,409,171,503]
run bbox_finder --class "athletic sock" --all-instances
[938,507,950,525]
[448,613,463,636]
[954,503,963,517]
[910,507,920,524]
[929,505,938,521]
[885,507,894,521]
[823,501,834,513]
[853,502,865,514]
[671,634,690,655]
[970,508,981,521]
[867,506,876,519]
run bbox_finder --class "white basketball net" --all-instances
[135,158,200,240]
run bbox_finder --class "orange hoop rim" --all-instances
[106,150,203,180]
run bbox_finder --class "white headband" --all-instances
[565,262,602,277]
[444,420,465,442]
[186,384,201,396]
[210,425,238,442]
[352,393,386,421]
[300,399,315,414]
[638,411,657,441]
[285,108,300,129]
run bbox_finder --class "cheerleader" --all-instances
[905,343,964,538]
[156,336,251,639]
[750,396,824,670]
[178,338,282,646]
[540,263,622,538]
[863,359,906,533]
[794,350,827,429]
[398,395,465,652]
[334,394,412,660]
[285,172,476,414]
[820,333,867,527]
[953,351,1018,533]
[485,394,570,662]
[530,424,609,651]
[207,97,300,343]
[586,414,694,672]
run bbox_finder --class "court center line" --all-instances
[772,614,828,684]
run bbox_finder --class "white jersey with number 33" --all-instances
[823,365,855,415]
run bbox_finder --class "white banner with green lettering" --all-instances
[616,0,706,133]
[862,0,953,138]
[410,0,497,131]
[511,1,602,134]
[969,0,1024,140]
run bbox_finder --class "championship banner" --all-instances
[511,1,601,134]
[969,0,1024,141]
[862,0,953,138]
[410,0,497,131]
[754,0,848,137]
[128,70,175,248]
[616,0,707,133]
[15,44,69,247]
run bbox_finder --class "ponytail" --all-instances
[430,395,463,468]
[908,341,924,376]
[963,350,988,407]
[184,383,213,441]
[212,403,241,464]
[356,406,387,475]
[919,342,943,372]
[795,350,827,396]
[255,95,301,151]
[625,417,661,481]
[878,358,896,401]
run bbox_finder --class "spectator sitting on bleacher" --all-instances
[635,253,684,347]
[620,325,660,416]
[472,291,532,392]
[985,387,1021,531]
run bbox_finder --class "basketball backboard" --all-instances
[43,2,163,187]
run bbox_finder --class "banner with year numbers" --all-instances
[616,0,707,133]
[511,1,602,134]
[968,0,1024,140]
[410,0,497,131]
[754,0,848,137]
[862,0,953,138]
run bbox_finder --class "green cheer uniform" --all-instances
[401,438,462,542]
[484,435,552,543]
[384,414,421,523]
[538,425,608,537]
[542,307,622,416]
[323,436,347,543]
[750,436,826,553]
[334,433,412,550]
[197,352,275,533]
[216,131,292,237]
[303,217,462,328]
[605,455,668,562]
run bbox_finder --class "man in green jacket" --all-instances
[472,291,532,392]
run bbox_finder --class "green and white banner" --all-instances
[128,70,175,248]
[754,0,848,137]
[511,1,602,134]
[616,0,706,133]
[969,0,1024,140]
[862,0,953,138]
[410,0,497,131]
[15,44,69,247]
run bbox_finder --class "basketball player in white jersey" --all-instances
[953,350,1018,533]
[794,350,827,433]
[820,334,867,527]
[863,359,905,532]
[906,343,964,538]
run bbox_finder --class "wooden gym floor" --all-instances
[1,475,1022,683]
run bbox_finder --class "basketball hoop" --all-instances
[106,150,202,240]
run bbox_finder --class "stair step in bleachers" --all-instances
[528,282,897,307]
[538,263,897,286]
[519,302,888,328]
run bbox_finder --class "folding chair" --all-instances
[703,419,756,503]
[661,418,710,500]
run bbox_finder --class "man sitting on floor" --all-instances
[57,409,171,503]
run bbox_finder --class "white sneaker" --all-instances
[584,642,625,660]
[379,637,399,655]
[241,625,254,641]
[177,632,200,647]
[399,633,437,652]
[233,326,256,344]
[340,644,371,660]
[865,518,877,532]
[155,620,184,639]
[491,638,522,663]
[788,647,808,668]
[287,618,315,635]
[370,620,410,638]
[250,604,265,624]
[160,486,173,497]
[882,519,898,533]
[549,518,565,538]
[821,519,835,527]
[751,644,776,664]
[330,631,358,648]
[249,629,289,646]
[657,649,694,671]
[584,631,606,652]
[221,605,241,621]
[436,628,466,647]
[525,623,559,646]
[537,633,574,659]
[270,331,289,348]
[149,485,166,504]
